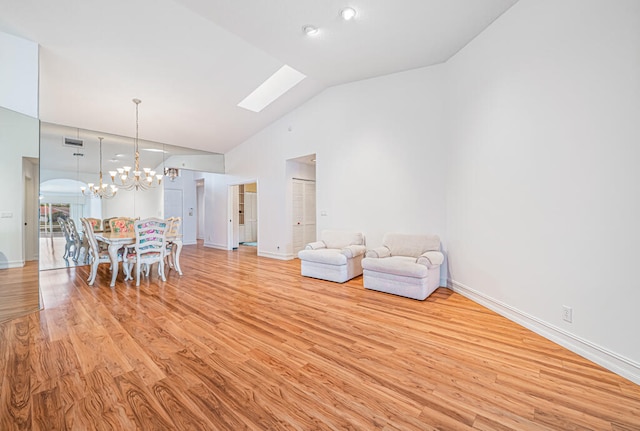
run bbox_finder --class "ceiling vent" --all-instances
[63,137,84,148]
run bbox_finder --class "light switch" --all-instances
[1,212,13,218]
[320,211,327,216]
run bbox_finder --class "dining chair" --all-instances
[124,217,168,286]
[103,217,115,233]
[165,216,182,274]
[57,217,76,260]
[81,218,122,286]
[108,217,136,234]
[86,217,102,231]
[67,218,88,262]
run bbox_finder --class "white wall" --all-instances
[223,64,448,261]
[0,107,39,268]
[0,31,38,118]
[101,187,163,220]
[445,0,640,382]
[213,0,640,383]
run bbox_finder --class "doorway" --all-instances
[239,183,257,246]
[228,182,258,250]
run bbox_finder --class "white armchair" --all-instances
[298,230,366,283]
[361,233,444,300]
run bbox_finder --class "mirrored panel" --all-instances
[39,122,224,270]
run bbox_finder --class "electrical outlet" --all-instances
[562,305,573,323]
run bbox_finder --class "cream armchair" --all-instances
[298,230,366,283]
[361,233,444,300]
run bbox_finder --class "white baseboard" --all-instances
[258,250,294,260]
[0,260,25,270]
[182,240,197,246]
[449,279,640,385]
[204,242,228,250]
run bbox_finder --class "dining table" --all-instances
[95,231,183,287]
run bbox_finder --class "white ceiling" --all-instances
[0,0,518,155]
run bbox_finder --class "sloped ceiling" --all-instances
[0,0,518,155]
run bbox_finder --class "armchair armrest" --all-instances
[341,244,366,258]
[305,241,326,250]
[365,246,391,258]
[416,251,444,268]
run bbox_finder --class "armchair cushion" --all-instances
[383,233,440,257]
[417,251,444,268]
[322,230,364,249]
[298,248,347,266]
[365,246,391,259]
[342,244,366,259]
[361,256,428,278]
[305,241,326,250]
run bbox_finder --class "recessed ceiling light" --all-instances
[340,7,357,20]
[303,25,319,36]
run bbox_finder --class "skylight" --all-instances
[237,65,306,113]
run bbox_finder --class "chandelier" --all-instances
[82,136,118,199]
[164,167,180,181]
[109,98,163,191]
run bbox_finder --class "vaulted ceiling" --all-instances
[0,0,518,155]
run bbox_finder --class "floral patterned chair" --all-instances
[108,217,136,234]
[123,217,168,286]
[86,218,102,231]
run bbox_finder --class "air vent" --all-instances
[63,137,84,148]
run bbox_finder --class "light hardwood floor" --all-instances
[1,243,639,430]
[0,261,40,323]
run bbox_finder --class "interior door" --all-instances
[292,179,316,255]
[245,191,257,242]
[164,189,183,235]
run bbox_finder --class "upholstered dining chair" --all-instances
[57,217,77,260]
[86,217,102,231]
[81,218,122,286]
[124,217,168,286]
[108,217,136,234]
[102,217,116,233]
[165,216,182,274]
[67,218,88,262]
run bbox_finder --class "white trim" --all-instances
[204,242,227,250]
[449,279,640,385]
[258,250,294,261]
[0,259,26,269]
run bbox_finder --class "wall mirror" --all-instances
[39,121,224,271]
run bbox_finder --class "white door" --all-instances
[229,185,240,249]
[245,191,257,242]
[164,189,183,235]
[196,180,204,240]
[292,179,316,255]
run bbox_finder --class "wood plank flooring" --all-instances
[0,261,40,323]
[1,243,639,430]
